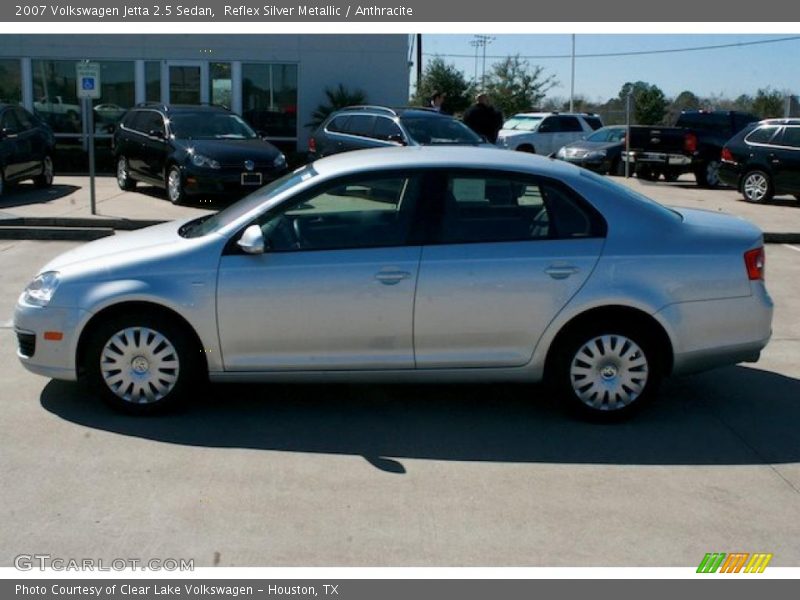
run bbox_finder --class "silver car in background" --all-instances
[14,147,773,419]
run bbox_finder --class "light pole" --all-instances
[472,35,495,87]
[569,34,576,113]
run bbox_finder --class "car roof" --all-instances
[759,118,800,126]
[334,106,452,119]
[132,103,230,113]
[508,112,595,118]
[310,145,581,178]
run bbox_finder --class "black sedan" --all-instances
[554,125,626,175]
[113,104,287,204]
[0,103,55,196]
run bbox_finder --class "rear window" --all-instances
[745,126,780,144]
[400,116,482,145]
[779,126,800,148]
[583,116,604,130]
[677,112,730,133]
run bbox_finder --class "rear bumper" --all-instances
[718,162,742,189]
[657,285,773,375]
[625,151,692,167]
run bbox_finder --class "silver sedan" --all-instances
[14,147,773,419]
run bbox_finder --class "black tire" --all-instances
[33,155,54,188]
[517,144,536,154]
[166,165,186,205]
[636,165,657,181]
[116,156,137,191]
[551,324,663,421]
[662,170,680,183]
[694,160,721,188]
[609,157,624,177]
[84,311,201,415]
[740,169,773,203]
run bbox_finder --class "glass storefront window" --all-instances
[210,62,231,108]
[0,59,22,104]
[242,63,298,139]
[32,60,134,135]
[145,61,161,102]
[169,65,201,104]
[92,61,135,133]
[32,59,81,133]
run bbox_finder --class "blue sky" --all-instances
[419,34,800,101]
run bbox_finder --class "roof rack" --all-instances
[343,105,398,116]
[134,102,230,111]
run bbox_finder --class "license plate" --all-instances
[241,172,262,186]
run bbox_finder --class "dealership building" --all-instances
[0,34,410,155]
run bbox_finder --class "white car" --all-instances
[496,112,603,156]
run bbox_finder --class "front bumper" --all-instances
[14,299,89,382]
[183,165,287,196]
[557,156,610,173]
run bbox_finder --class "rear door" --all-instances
[771,126,800,194]
[413,170,606,368]
[0,108,26,180]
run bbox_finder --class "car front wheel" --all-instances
[34,155,54,188]
[741,170,773,203]
[116,156,136,191]
[166,165,186,204]
[85,312,201,414]
[553,326,662,420]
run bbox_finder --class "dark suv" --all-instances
[0,103,55,196]
[308,106,484,159]
[720,118,800,203]
[113,103,287,204]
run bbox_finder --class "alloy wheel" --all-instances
[743,172,769,202]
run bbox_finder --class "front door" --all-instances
[414,170,606,368]
[216,172,424,371]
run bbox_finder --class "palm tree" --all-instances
[307,84,368,129]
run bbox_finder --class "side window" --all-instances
[326,115,349,133]
[745,126,779,145]
[373,117,403,141]
[583,116,604,131]
[538,117,556,133]
[559,116,584,132]
[258,175,419,252]
[779,127,800,148]
[1,109,22,132]
[343,115,375,138]
[13,108,34,131]
[126,111,148,133]
[438,174,603,244]
[138,111,165,136]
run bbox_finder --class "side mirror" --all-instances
[237,224,265,255]
[387,133,406,145]
[0,127,17,139]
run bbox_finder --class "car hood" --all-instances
[41,219,197,274]
[176,138,281,164]
[563,140,621,151]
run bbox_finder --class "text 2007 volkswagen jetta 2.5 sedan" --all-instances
[15,147,773,419]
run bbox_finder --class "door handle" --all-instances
[375,270,411,285]
[545,265,579,279]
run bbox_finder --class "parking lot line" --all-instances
[783,244,800,253]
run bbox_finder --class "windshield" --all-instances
[180,166,319,238]
[501,116,543,131]
[400,116,482,145]
[168,112,258,140]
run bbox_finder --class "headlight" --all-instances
[556,147,567,158]
[191,153,221,169]
[585,150,607,160]
[23,271,60,307]
[273,153,286,168]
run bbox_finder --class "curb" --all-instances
[0,227,114,241]
[764,232,800,244]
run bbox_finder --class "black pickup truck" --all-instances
[624,110,760,187]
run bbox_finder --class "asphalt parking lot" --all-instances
[1,174,800,567]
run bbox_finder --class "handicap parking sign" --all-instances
[76,62,101,99]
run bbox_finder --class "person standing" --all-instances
[463,92,503,144]
[429,91,446,113]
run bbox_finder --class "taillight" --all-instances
[721,147,734,163]
[308,137,317,154]
[684,132,697,153]
[744,247,765,280]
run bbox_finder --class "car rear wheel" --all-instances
[695,160,721,188]
[741,170,773,203]
[33,155,54,188]
[636,165,657,181]
[552,325,662,420]
[116,156,136,191]
[85,312,200,415]
[166,165,186,205]
[517,144,536,154]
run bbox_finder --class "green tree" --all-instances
[752,87,784,118]
[412,56,473,115]
[665,90,701,124]
[307,84,367,130]
[619,81,668,125]
[484,55,557,118]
